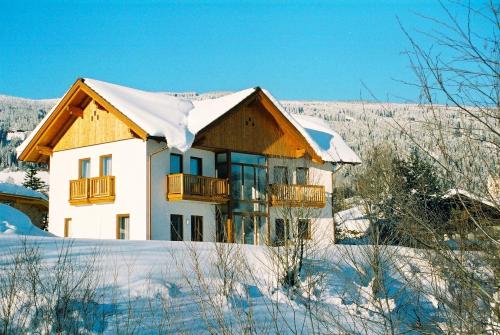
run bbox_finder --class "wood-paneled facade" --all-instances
[54,101,135,152]
[193,91,321,162]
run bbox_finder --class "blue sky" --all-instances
[0,0,469,101]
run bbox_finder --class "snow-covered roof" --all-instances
[443,188,496,208]
[18,78,361,164]
[0,182,48,201]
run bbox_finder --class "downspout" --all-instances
[147,140,169,240]
[331,163,345,244]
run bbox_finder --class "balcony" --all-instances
[69,176,116,205]
[167,173,229,203]
[269,184,326,208]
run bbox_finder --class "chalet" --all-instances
[0,182,48,229]
[17,78,360,244]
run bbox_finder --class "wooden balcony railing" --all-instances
[269,184,326,208]
[69,176,115,205]
[167,173,229,203]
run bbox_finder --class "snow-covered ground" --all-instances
[0,208,496,334]
[0,204,52,236]
[335,206,371,238]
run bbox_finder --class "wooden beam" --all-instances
[66,105,83,118]
[18,79,83,162]
[295,148,306,157]
[37,145,53,156]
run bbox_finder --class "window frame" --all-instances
[275,218,290,244]
[64,218,72,237]
[190,157,203,176]
[298,219,312,240]
[99,154,112,176]
[78,158,91,179]
[170,214,184,241]
[116,214,130,240]
[296,167,309,185]
[273,166,289,184]
[170,153,183,174]
[191,215,203,242]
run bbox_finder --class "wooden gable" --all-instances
[18,79,148,163]
[53,101,135,151]
[193,90,322,162]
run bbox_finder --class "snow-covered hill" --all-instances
[0,233,443,334]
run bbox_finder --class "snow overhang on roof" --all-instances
[17,78,361,165]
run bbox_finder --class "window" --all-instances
[190,157,203,176]
[79,158,91,179]
[298,219,311,240]
[274,166,289,184]
[191,215,203,242]
[64,218,72,237]
[116,214,130,240]
[170,154,183,174]
[100,155,112,176]
[170,214,183,241]
[275,218,289,244]
[296,167,309,185]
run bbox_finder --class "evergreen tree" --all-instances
[23,165,47,194]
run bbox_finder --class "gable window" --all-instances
[298,219,311,240]
[79,158,91,179]
[296,167,309,185]
[64,218,72,237]
[100,155,112,176]
[170,154,183,174]
[170,214,183,241]
[116,214,130,240]
[274,166,289,184]
[190,157,203,176]
[191,215,203,242]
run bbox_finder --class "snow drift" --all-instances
[0,204,53,237]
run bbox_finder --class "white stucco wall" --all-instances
[148,140,217,242]
[49,139,148,239]
[268,157,335,245]
[49,138,335,245]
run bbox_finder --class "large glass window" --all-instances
[243,165,254,201]
[227,152,269,245]
[100,155,112,176]
[117,215,130,240]
[191,215,203,242]
[231,152,266,165]
[170,154,183,174]
[190,157,202,176]
[231,165,243,200]
[79,158,91,179]
[170,214,183,241]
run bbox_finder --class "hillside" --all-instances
[0,92,494,190]
[0,95,57,169]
